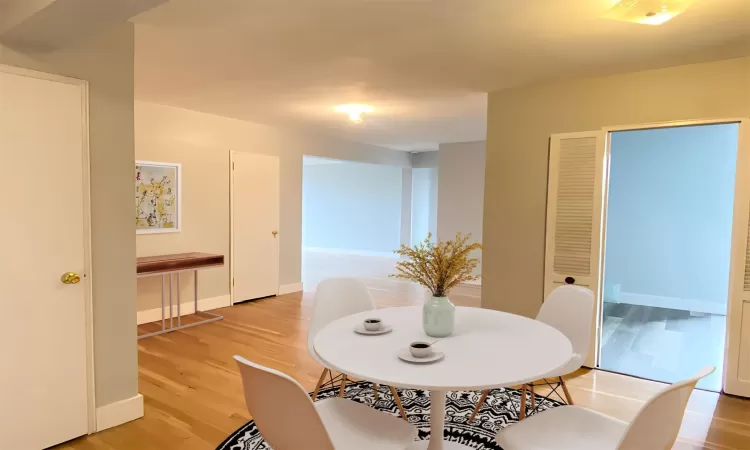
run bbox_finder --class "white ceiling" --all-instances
[132,0,750,151]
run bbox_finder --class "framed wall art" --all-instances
[135,161,182,234]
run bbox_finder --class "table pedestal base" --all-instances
[405,391,472,450]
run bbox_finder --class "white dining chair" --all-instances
[308,277,408,420]
[494,366,715,450]
[234,356,417,450]
[469,284,594,422]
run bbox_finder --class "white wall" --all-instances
[604,124,739,315]
[437,141,486,273]
[412,150,438,169]
[135,101,411,311]
[411,167,438,244]
[409,144,485,261]
[411,151,439,245]
[302,158,404,254]
[400,168,413,247]
[428,167,439,243]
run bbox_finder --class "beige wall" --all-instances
[135,101,411,311]
[0,24,138,407]
[437,142,485,240]
[483,56,750,318]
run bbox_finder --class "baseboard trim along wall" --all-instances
[303,246,399,258]
[433,280,482,308]
[278,282,303,295]
[96,394,144,432]
[452,280,482,299]
[136,294,231,325]
[608,292,727,316]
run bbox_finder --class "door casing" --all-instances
[596,118,749,394]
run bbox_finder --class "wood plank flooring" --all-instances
[57,288,750,450]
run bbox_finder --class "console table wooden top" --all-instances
[136,252,225,275]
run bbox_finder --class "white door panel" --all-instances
[232,152,280,302]
[725,119,750,396]
[544,131,607,368]
[737,302,750,382]
[0,69,89,448]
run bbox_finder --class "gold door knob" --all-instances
[61,272,81,284]
[272,231,278,237]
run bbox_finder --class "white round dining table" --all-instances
[314,306,573,450]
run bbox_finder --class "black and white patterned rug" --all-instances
[217,380,565,450]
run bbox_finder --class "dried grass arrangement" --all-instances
[391,232,482,297]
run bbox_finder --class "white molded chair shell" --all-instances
[616,366,715,449]
[495,366,715,450]
[535,285,595,375]
[234,356,416,450]
[308,278,376,365]
[234,355,334,449]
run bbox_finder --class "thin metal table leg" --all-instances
[177,272,181,327]
[161,274,166,332]
[138,269,225,339]
[194,269,198,314]
[169,273,174,329]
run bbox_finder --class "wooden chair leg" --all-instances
[338,374,348,397]
[389,386,408,421]
[373,383,379,402]
[520,384,527,420]
[468,389,490,423]
[312,368,329,401]
[560,376,574,404]
[530,383,536,411]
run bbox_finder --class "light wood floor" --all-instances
[58,287,750,449]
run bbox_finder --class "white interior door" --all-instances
[232,152,280,302]
[543,131,607,368]
[0,68,90,448]
[724,119,750,397]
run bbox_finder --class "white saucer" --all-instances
[354,324,393,335]
[397,348,445,364]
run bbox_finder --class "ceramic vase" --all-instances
[423,295,455,337]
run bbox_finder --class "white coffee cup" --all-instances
[409,341,434,358]
[363,318,383,331]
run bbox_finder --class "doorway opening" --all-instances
[301,156,407,290]
[599,123,740,391]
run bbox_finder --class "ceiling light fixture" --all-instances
[334,104,374,123]
[603,0,695,25]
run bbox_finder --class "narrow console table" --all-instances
[137,252,225,340]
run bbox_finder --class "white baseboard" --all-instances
[136,294,231,325]
[278,282,303,295]
[451,281,482,299]
[610,292,726,316]
[96,394,143,432]
[303,246,398,258]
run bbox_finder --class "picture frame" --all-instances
[135,160,182,234]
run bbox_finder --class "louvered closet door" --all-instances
[544,131,607,368]
[725,119,750,397]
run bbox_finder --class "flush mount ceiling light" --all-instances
[603,0,696,25]
[334,104,374,123]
